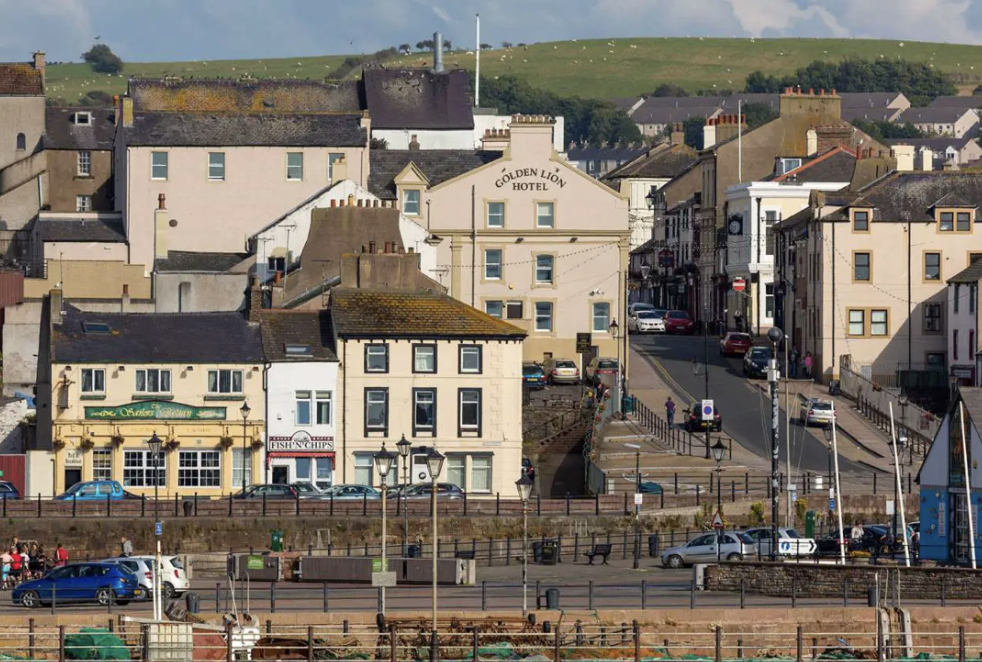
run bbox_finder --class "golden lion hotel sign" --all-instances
[495,167,567,192]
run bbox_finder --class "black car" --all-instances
[0,481,20,500]
[816,525,890,556]
[232,484,299,499]
[684,402,722,432]
[742,347,771,378]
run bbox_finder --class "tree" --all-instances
[398,43,411,54]
[501,41,513,49]
[651,83,689,97]
[480,43,492,50]
[82,44,123,74]
[851,119,925,142]
[742,102,778,130]
[443,39,453,51]
[415,40,434,51]
[682,117,705,150]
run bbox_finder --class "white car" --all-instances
[628,303,656,316]
[799,398,835,427]
[126,555,190,598]
[743,527,816,558]
[629,310,665,333]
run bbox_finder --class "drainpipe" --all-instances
[471,185,477,307]
[342,340,347,483]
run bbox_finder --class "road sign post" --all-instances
[701,400,714,421]
[711,509,724,564]
[732,278,746,293]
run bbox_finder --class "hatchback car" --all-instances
[742,527,815,558]
[719,332,753,356]
[0,481,19,500]
[55,480,140,501]
[586,357,620,386]
[125,555,189,598]
[320,484,381,500]
[629,310,666,334]
[664,311,695,335]
[661,532,757,568]
[232,484,299,499]
[542,358,580,385]
[99,557,156,597]
[290,482,326,499]
[522,363,547,390]
[799,398,835,427]
[684,401,722,432]
[402,483,466,500]
[742,347,771,378]
[14,563,143,608]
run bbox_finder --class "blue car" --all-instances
[522,363,547,390]
[14,563,143,608]
[54,480,139,501]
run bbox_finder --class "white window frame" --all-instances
[365,389,388,432]
[286,152,304,181]
[135,368,172,394]
[534,301,553,332]
[353,453,374,486]
[592,302,610,333]
[470,455,492,493]
[296,390,312,426]
[123,450,165,487]
[536,202,555,228]
[315,391,332,425]
[178,450,221,488]
[77,151,91,176]
[207,369,243,394]
[92,448,112,482]
[485,249,502,280]
[365,344,388,372]
[81,368,105,394]
[848,309,865,336]
[76,195,92,212]
[487,202,505,228]
[535,255,554,284]
[403,189,421,216]
[151,151,168,180]
[208,152,225,180]
[232,448,252,488]
[459,345,482,374]
[459,389,481,432]
[485,301,503,318]
[414,389,436,433]
[413,345,437,373]
[447,455,466,490]
[870,309,888,336]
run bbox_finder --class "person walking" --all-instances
[120,537,133,557]
[789,346,800,379]
[665,397,677,427]
[54,542,68,567]
[803,352,813,379]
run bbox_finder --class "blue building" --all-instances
[919,388,982,564]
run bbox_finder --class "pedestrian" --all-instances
[665,396,677,427]
[8,547,22,586]
[54,542,68,567]
[120,537,133,557]
[734,310,743,332]
[0,547,11,590]
[19,546,30,580]
[789,346,799,379]
[852,521,865,542]
[803,352,813,379]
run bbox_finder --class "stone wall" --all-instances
[705,561,982,600]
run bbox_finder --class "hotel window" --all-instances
[232,448,252,488]
[487,202,505,228]
[403,189,421,215]
[484,249,502,280]
[92,449,112,481]
[353,453,374,486]
[459,389,481,434]
[958,212,972,231]
[592,302,610,332]
[459,345,482,374]
[925,253,941,281]
[286,152,303,180]
[413,344,437,373]
[365,388,388,433]
[208,152,225,180]
[413,388,436,435]
[848,309,865,336]
[123,451,165,488]
[471,456,492,493]
[81,368,105,394]
[316,391,332,425]
[485,301,503,318]
[77,151,91,176]
[853,211,869,232]
[870,310,888,336]
[136,368,171,394]
[365,344,389,372]
[447,456,466,489]
[925,303,942,332]
[76,195,92,212]
[505,300,524,319]
[178,450,221,488]
[295,390,312,426]
[535,255,554,284]
[151,151,168,180]
[534,302,553,332]
[854,253,870,281]
[207,369,242,394]
[940,212,955,232]
[536,202,555,228]
[328,153,344,179]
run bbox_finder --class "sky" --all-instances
[2,0,982,63]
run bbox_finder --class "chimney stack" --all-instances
[32,51,45,90]
[670,122,684,147]
[49,289,63,331]
[369,241,377,254]
[433,32,444,73]
[248,275,262,323]
[154,194,169,261]
[409,134,420,150]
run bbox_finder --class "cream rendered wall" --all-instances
[337,337,523,496]
[0,96,45,170]
[154,273,248,313]
[373,129,475,150]
[125,145,368,273]
[627,178,669,249]
[472,115,565,152]
[42,242,128,262]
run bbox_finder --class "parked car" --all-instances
[542,358,580,385]
[799,398,836,427]
[742,527,816,558]
[320,484,380,500]
[639,481,663,494]
[719,332,753,356]
[401,483,466,500]
[684,401,722,432]
[586,357,620,386]
[14,563,143,608]
[664,310,696,335]
[661,532,757,568]
[232,484,299,499]
[629,310,666,334]
[522,363,547,390]
[290,482,327,499]
[125,555,189,598]
[99,557,155,597]
[816,525,891,556]
[628,303,656,316]
[0,481,20,500]
[742,347,771,378]
[54,481,140,501]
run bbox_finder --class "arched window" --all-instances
[15,133,26,151]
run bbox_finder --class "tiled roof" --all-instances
[773,147,856,184]
[602,143,699,180]
[632,99,720,125]
[928,96,982,110]
[124,112,366,147]
[329,288,526,339]
[260,310,337,361]
[959,388,982,425]
[35,218,126,243]
[897,107,974,124]
[842,107,901,122]
[0,64,43,95]
[948,258,982,284]
[838,92,905,108]
[362,68,473,130]
[44,107,115,151]
[129,78,362,113]
[823,172,982,222]
[53,305,263,364]
[155,251,251,273]
[368,149,501,199]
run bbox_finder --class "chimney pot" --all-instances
[357,199,362,207]
[331,199,336,208]
[831,88,837,96]
[369,241,376,254]
[808,88,814,96]
[157,193,166,210]
[339,200,345,207]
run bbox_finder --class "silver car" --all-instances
[743,527,816,558]
[661,531,757,568]
[799,398,835,427]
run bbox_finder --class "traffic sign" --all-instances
[701,399,714,421]
[829,499,836,511]
[711,509,724,529]
[155,521,162,536]
[634,493,643,506]
[732,278,746,293]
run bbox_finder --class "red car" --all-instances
[664,310,695,334]
[719,332,753,356]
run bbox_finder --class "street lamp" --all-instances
[426,448,445,635]
[374,443,395,614]
[625,442,642,569]
[609,319,621,414]
[515,474,534,616]
[146,432,162,620]
[766,327,784,560]
[711,438,727,563]
[397,435,411,552]
[240,401,251,491]
[703,308,712,459]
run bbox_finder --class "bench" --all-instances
[583,543,612,566]
[455,550,476,560]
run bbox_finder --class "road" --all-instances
[632,334,870,475]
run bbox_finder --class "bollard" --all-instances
[791,578,797,608]
[225,622,233,662]
[634,621,641,662]
[390,625,398,662]
[343,620,349,635]
[506,537,511,566]
[714,626,722,662]
[574,533,579,561]
[843,577,848,607]
[377,587,383,613]
[959,626,966,662]
[796,626,803,662]
[481,581,487,611]
[472,628,479,662]
[59,626,66,662]
[740,579,745,608]
[588,581,594,610]
[429,630,438,662]
[641,580,647,610]
[266,620,272,635]
[623,531,628,560]
[28,619,35,660]
[270,582,277,613]
[690,579,695,609]
[738,640,743,659]
[942,574,948,607]
[307,626,315,662]
[555,626,562,660]
[323,583,329,612]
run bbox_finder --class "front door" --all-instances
[271,466,289,485]
[64,469,82,492]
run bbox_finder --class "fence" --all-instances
[633,398,722,457]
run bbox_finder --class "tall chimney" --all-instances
[248,275,263,323]
[154,194,169,261]
[32,51,45,90]
[433,32,444,73]
[409,134,420,150]
[50,289,64,331]
[121,283,130,313]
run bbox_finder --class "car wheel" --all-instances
[163,582,177,599]
[96,588,113,606]
[727,553,742,561]
[19,591,39,608]
[666,554,684,569]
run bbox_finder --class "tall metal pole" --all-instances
[634,450,641,569]
[403,458,409,550]
[153,447,160,620]
[766,328,783,560]
[830,401,846,565]
[381,472,387,613]
[888,403,911,567]
[431,472,438,630]
[959,402,977,569]
[522,499,528,615]
[704,319,711,459]
[716,459,722,564]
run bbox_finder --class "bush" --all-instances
[82,44,123,74]
[794,498,807,525]
[749,502,766,526]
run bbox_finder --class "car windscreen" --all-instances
[749,348,770,359]
[555,361,576,368]
[785,529,801,538]
[811,401,833,411]
[637,311,659,319]
[667,311,688,319]
[598,360,618,368]
[523,365,542,374]
[730,334,751,342]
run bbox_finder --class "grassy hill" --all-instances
[45,37,982,103]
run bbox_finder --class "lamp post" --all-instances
[823,425,833,534]
[711,438,727,563]
[624,443,642,570]
[515,474,534,616]
[374,443,395,614]
[703,308,711,459]
[146,432,162,621]
[397,434,411,553]
[766,327,784,561]
[426,448,445,635]
[240,401,251,490]
[609,319,621,415]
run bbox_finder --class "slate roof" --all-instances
[368,149,501,199]
[602,143,699,180]
[928,96,982,110]
[567,144,646,163]
[155,251,251,273]
[53,305,263,364]
[897,107,975,124]
[329,288,526,340]
[772,147,856,184]
[632,99,720,125]
[838,92,906,108]
[260,310,337,361]
[948,259,982,284]
[129,78,362,113]
[124,111,366,147]
[44,107,116,151]
[822,172,982,222]
[959,388,982,424]
[35,218,126,243]
[842,107,902,122]
[885,137,976,152]
[0,64,43,95]
[362,67,473,130]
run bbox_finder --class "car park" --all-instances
[664,310,695,335]
[742,527,816,557]
[742,347,771,378]
[14,563,143,608]
[320,484,380,500]
[684,401,722,432]
[586,357,620,386]
[661,532,757,568]
[542,358,580,385]
[719,332,753,356]
[799,398,835,427]
[629,310,666,333]
[54,481,139,501]
[232,484,299,499]
[522,363,547,390]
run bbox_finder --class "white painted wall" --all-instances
[25,449,55,498]
[948,281,977,371]
[472,115,565,152]
[373,129,475,150]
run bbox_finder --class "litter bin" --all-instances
[545,588,560,610]
[867,585,878,607]
[648,533,660,558]
[407,544,421,558]
[182,500,193,517]
[804,511,816,539]
[532,541,544,564]
[185,592,200,614]
[622,395,635,415]
[271,530,284,553]
[829,380,842,396]
[541,541,558,565]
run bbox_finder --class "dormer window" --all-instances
[777,158,802,175]
[937,209,974,232]
[852,210,870,232]
[73,112,92,125]
[402,189,421,216]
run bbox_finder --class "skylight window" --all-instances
[82,322,111,334]
[285,344,312,356]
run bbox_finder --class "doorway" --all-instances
[64,469,81,490]
[271,466,289,484]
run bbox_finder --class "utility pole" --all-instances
[766,327,784,560]
[704,315,711,459]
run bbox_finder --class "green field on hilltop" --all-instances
[45,37,982,103]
